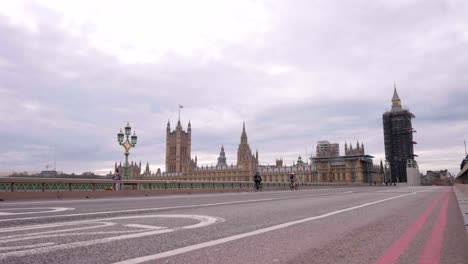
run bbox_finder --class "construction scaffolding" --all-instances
[382,87,416,183]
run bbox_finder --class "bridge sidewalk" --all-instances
[454,184,468,233]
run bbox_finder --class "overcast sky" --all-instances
[0,0,467,175]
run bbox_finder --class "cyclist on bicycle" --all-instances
[254,171,262,191]
[289,173,297,190]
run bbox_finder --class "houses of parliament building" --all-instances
[116,119,383,184]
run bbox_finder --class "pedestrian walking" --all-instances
[112,169,121,191]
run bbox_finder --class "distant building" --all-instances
[344,141,365,156]
[13,170,106,179]
[382,84,416,183]
[313,141,383,184]
[316,141,339,157]
[136,122,259,181]
[115,161,142,178]
[217,145,227,167]
[165,120,196,173]
[276,158,283,167]
[38,170,58,177]
[128,121,382,184]
[422,170,452,186]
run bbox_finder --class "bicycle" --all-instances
[254,182,263,192]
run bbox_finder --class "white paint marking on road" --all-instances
[1,222,115,239]
[0,221,114,234]
[0,190,355,223]
[0,214,221,259]
[125,224,166,230]
[113,190,425,264]
[1,231,139,243]
[0,243,55,251]
[0,214,220,234]
[0,207,74,216]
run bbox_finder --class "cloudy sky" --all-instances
[0,0,467,175]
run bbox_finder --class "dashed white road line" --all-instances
[113,190,425,264]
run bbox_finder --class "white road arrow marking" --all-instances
[0,214,222,260]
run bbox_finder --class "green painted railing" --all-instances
[0,177,358,193]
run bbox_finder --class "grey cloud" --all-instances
[0,1,467,174]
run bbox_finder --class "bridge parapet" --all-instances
[0,177,361,192]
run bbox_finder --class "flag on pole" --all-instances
[465,139,467,156]
[178,105,183,122]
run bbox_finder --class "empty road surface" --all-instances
[0,186,467,264]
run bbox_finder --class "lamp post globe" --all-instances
[125,122,131,136]
[131,132,138,145]
[117,129,124,143]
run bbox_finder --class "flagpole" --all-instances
[178,105,181,122]
[465,140,467,156]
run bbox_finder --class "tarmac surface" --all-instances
[0,186,467,264]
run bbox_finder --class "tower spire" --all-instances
[241,122,248,144]
[392,82,402,109]
[217,145,227,167]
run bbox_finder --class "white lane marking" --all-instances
[0,190,355,223]
[0,207,74,215]
[125,224,166,230]
[1,222,115,239]
[0,221,115,234]
[1,231,139,243]
[113,190,426,264]
[0,243,56,251]
[0,214,221,259]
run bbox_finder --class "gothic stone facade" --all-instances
[165,120,196,173]
[132,121,383,184]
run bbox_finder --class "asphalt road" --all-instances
[0,186,467,264]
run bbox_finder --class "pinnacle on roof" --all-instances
[392,82,402,109]
[392,82,400,101]
[241,122,248,144]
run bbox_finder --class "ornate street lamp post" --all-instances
[117,122,138,180]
